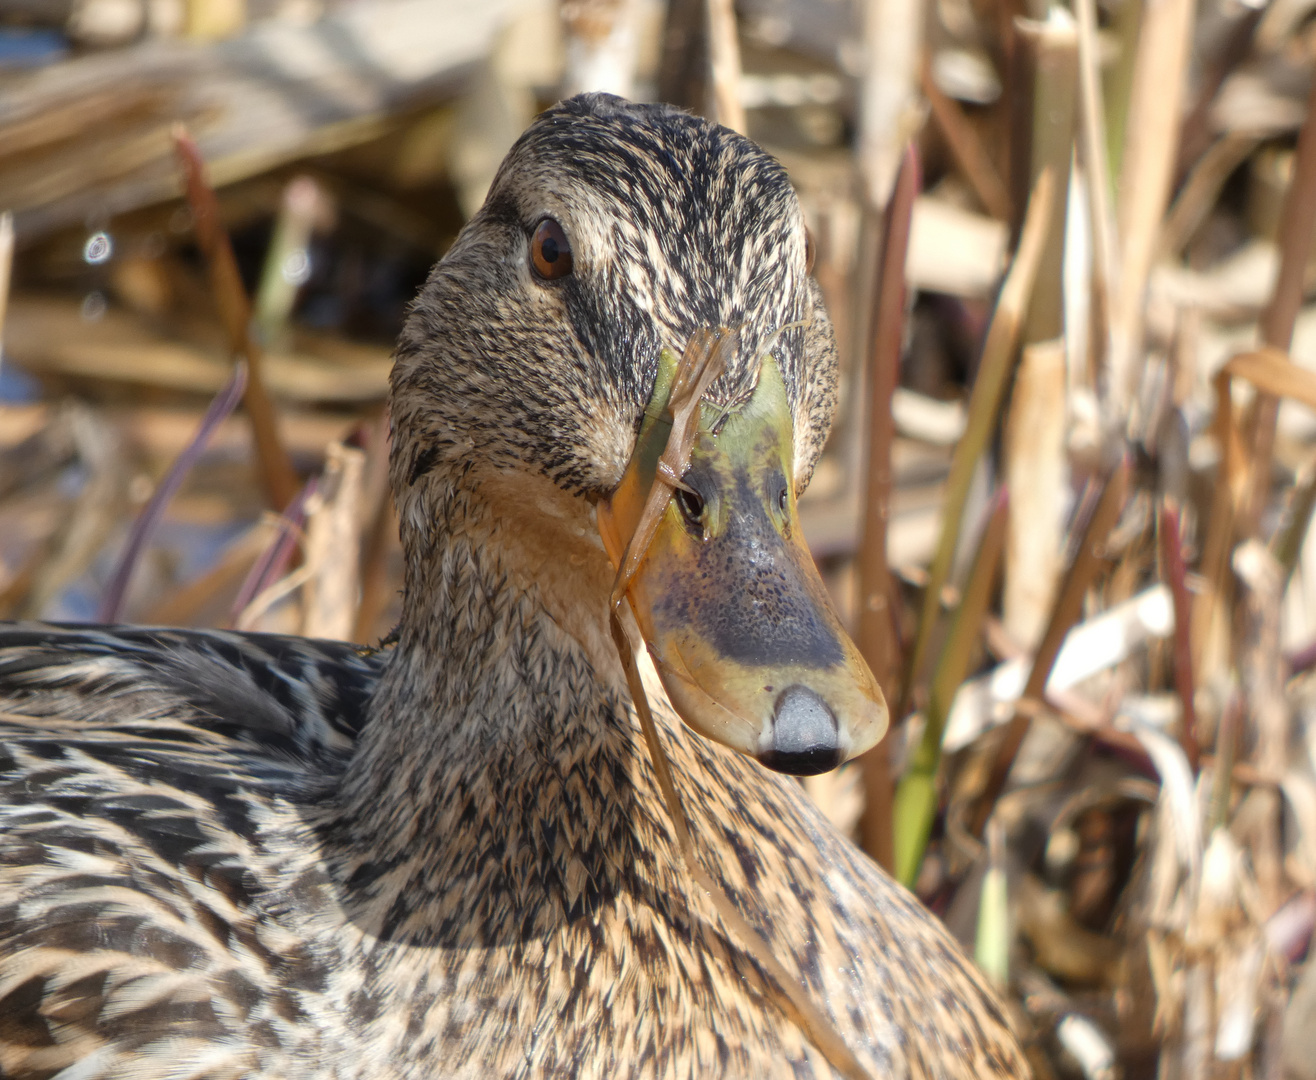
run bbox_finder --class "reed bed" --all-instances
[3,0,1316,1074]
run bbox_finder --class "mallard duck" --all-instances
[0,94,1027,1079]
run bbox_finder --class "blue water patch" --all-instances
[0,28,68,69]
[0,357,41,404]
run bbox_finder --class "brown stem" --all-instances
[971,454,1129,837]
[1244,77,1316,534]
[1159,499,1199,771]
[1173,5,1263,186]
[855,145,919,871]
[920,64,1010,222]
[173,126,300,512]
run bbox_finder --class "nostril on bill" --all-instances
[760,685,842,776]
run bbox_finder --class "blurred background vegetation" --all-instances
[3,0,1316,1075]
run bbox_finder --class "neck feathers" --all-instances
[334,463,642,893]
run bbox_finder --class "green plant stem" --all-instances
[893,489,1009,887]
[899,169,1054,720]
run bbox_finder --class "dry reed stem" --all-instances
[894,488,1009,887]
[301,441,366,641]
[1159,500,1199,771]
[173,126,300,511]
[1174,4,1263,184]
[971,454,1130,837]
[855,145,919,871]
[1272,455,1316,583]
[606,331,873,1080]
[255,175,323,350]
[560,0,640,100]
[1244,77,1316,533]
[1110,0,1196,415]
[705,0,745,135]
[1012,9,1077,347]
[1194,371,1246,680]
[231,479,316,621]
[857,0,925,209]
[1257,80,1316,353]
[901,168,1054,720]
[920,64,1010,221]
[1196,347,1316,672]
[1233,541,1286,910]
[19,409,129,620]
[1074,0,1116,381]
[353,493,397,644]
[1160,134,1259,258]
[0,212,12,350]
[1003,339,1067,649]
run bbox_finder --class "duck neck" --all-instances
[336,465,638,870]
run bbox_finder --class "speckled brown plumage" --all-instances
[0,94,1028,1079]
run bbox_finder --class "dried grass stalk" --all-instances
[1109,0,1196,414]
[705,0,745,135]
[173,126,300,510]
[920,63,1009,221]
[1011,9,1078,347]
[857,0,925,209]
[301,441,366,641]
[1003,339,1067,649]
[0,212,12,350]
[560,0,641,99]
[856,145,919,870]
[894,489,1008,886]
[1074,0,1117,380]
[972,454,1129,836]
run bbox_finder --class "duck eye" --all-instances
[778,486,789,512]
[804,226,816,275]
[674,486,705,529]
[530,218,573,281]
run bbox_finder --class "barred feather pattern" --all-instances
[0,618,1024,1079]
[1,94,1028,1080]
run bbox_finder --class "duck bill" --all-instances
[599,348,887,776]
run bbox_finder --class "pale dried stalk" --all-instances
[1003,339,1067,649]
[0,212,12,354]
[1109,0,1196,415]
[608,332,872,1080]
[1160,134,1259,257]
[920,64,1010,221]
[705,0,745,134]
[1074,0,1117,379]
[1242,77,1316,535]
[99,363,249,623]
[237,562,315,632]
[857,0,925,209]
[1194,347,1316,674]
[972,455,1129,837]
[300,441,366,641]
[1232,541,1287,911]
[856,146,919,871]
[559,0,640,99]
[1013,9,1078,347]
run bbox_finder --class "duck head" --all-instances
[390,93,886,775]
